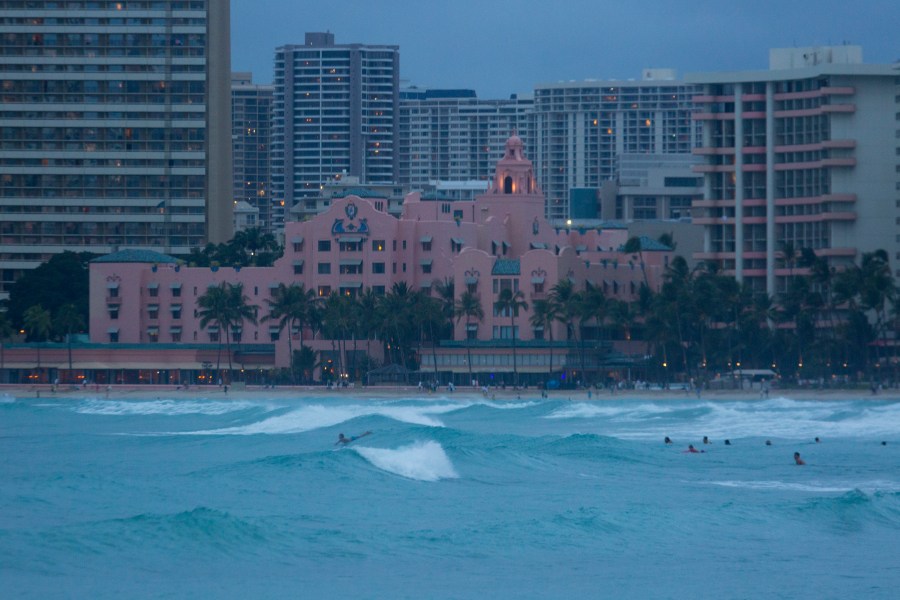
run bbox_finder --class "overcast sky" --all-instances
[231,0,899,98]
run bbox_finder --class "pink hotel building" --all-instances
[81,135,671,385]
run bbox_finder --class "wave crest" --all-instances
[354,441,458,481]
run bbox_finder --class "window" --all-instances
[372,239,385,252]
[339,261,363,275]
[372,262,385,274]
[148,304,159,320]
[148,329,159,343]
[107,304,119,319]
[492,325,518,340]
[318,240,331,251]
[171,284,182,297]
[533,326,545,340]
[170,304,182,320]
[372,285,385,295]
[293,261,304,275]
[109,331,119,343]
[148,284,159,297]
[318,285,331,296]
[339,240,362,252]
[171,330,182,343]
[317,262,331,274]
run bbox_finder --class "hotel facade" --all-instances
[0,0,232,298]
[272,32,400,211]
[687,46,899,296]
[231,71,275,233]
[78,136,672,385]
[532,71,701,221]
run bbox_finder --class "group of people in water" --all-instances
[660,434,886,465]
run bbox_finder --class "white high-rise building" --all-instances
[398,88,533,189]
[532,72,701,221]
[0,0,232,296]
[272,32,399,213]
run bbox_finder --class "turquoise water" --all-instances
[2,392,899,599]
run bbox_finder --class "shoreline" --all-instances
[3,383,898,402]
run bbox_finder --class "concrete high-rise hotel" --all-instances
[231,72,274,232]
[532,71,701,221]
[0,0,232,297]
[398,88,533,189]
[687,47,898,296]
[273,32,399,215]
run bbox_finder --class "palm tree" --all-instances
[54,303,85,376]
[321,292,354,381]
[379,282,416,369]
[530,298,561,384]
[23,304,52,380]
[263,283,315,382]
[550,279,584,384]
[494,288,528,387]
[0,311,12,372]
[623,236,650,289]
[434,277,456,339]
[453,290,483,386]
[414,294,445,383]
[198,283,257,382]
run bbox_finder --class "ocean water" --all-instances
[2,392,899,599]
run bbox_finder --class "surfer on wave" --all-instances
[336,431,372,446]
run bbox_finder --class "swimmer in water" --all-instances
[794,451,805,465]
[724,439,731,446]
[765,440,772,446]
[703,436,711,445]
[664,436,673,444]
[685,444,702,454]
[335,431,372,446]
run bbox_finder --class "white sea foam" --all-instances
[185,402,467,435]
[354,440,458,481]
[549,398,900,440]
[705,479,900,494]
[75,398,263,416]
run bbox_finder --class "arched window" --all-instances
[503,176,513,194]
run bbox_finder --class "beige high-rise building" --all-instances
[687,46,898,296]
[0,0,232,297]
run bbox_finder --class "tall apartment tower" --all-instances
[687,47,898,296]
[231,72,274,233]
[532,71,700,221]
[0,0,232,296]
[398,88,534,188]
[273,32,399,211]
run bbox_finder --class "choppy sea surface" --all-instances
[2,391,899,599]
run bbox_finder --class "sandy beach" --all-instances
[4,382,897,402]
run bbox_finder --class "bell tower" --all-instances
[490,131,541,196]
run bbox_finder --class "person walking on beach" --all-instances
[794,452,805,465]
